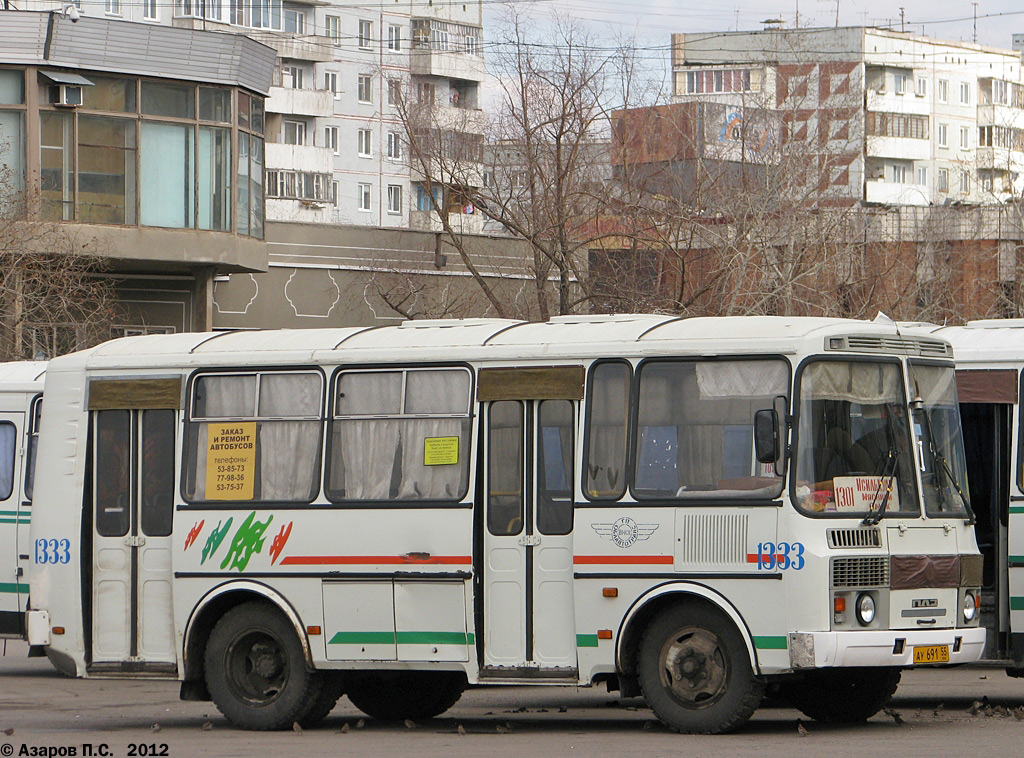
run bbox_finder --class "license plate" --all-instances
[913,645,950,664]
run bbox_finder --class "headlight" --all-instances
[963,592,978,622]
[855,593,876,626]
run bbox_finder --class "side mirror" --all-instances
[754,409,779,464]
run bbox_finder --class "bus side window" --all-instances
[24,398,41,502]
[0,422,16,501]
[584,362,630,500]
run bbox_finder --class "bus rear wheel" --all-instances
[637,603,764,734]
[346,671,466,722]
[204,601,324,730]
[781,667,901,723]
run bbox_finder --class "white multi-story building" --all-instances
[670,26,1024,206]
[22,0,487,229]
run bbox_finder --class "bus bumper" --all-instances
[789,627,986,669]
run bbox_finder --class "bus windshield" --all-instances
[794,359,917,517]
[908,363,971,518]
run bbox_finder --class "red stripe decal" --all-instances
[573,555,674,565]
[280,555,473,566]
[746,554,784,563]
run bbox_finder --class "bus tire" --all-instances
[204,601,324,731]
[637,603,764,734]
[782,667,901,723]
[346,671,466,721]
[297,672,345,728]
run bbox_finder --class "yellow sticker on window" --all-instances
[205,422,257,500]
[424,436,459,466]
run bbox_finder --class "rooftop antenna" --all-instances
[973,3,978,43]
[899,7,905,32]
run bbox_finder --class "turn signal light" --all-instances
[597,630,613,640]
[306,626,322,636]
[602,588,618,598]
[833,597,846,613]
[52,627,65,635]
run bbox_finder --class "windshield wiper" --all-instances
[919,407,975,523]
[862,448,898,526]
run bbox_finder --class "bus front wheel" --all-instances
[346,671,466,721]
[204,601,324,730]
[637,603,764,734]
[780,667,901,723]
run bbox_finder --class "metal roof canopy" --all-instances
[39,70,93,85]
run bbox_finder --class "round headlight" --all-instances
[963,592,977,622]
[856,593,876,626]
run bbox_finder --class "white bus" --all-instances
[0,362,45,641]
[907,320,1024,673]
[23,315,984,733]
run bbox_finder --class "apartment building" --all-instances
[21,0,487,232]
[668,26,1024,206]
[0,10,275,343]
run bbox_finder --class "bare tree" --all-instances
[0,145,121,360]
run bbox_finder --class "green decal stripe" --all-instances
[576,634,600,648]
[0,583,28,595]
[1010,507,1024,515]
[753,636,788,650]
[328,631,474,646]
[1010,597,1024,611]
[0,519,29,524]
[1010,557,1024,565]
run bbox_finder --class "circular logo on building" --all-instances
[611,517,639,548]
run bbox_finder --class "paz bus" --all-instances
[23,315,984,733]
[0,362,45,640]
[906,320,1024,673]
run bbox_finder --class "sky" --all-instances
[480,0,1024,99]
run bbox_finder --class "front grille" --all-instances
[827,528,882,549]
[831,556,889,588]
[831,335,952,357]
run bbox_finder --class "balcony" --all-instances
[977,104,1024,131]
[865,179,930,206]
[246,31,335,63]
[866,136,930,161]
[410,49,486,83]
[265,142,335,173]
[409,209,485,235]
[977,146,1024,173]
[866,89,930,116]
[266,86,334,118]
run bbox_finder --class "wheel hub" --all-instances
[659,627,729,708]
[252,648,282,679]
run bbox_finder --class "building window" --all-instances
[916,166,927,186]
[937,168,949,192]
[979,125,992,147]
[358,128,371,157]
[332,181,339,206]
[960,81,970,105]
[981,172,994,192]
[416,183,439,211]
[892,164,906,184]
[143,0,157,19]
[325,126,339,154]
[865,112,928,139]
[105,0,121,14]
[359,20,372,49]
[916,77,927,97]
[938,123,948,148]
[684,68,758,94]
[960,126,970,149]
[417,82,434,105]
[358,74,372,103]
[938,79,948,103]
[358,183,371,211]
[994,79,1008,104]
[960,170,970,193]
[325,15,341,45]
[387,184,402,213]
[282,65,303,89]
[283,7,304,33]
[388,24,402,51]
[387,131,401,160]
[324,71,338,98]
[894,73,908,95]
[283,120,306,145]
[266,169,331,201]
[388,78,401,106]
[464,35,477,55]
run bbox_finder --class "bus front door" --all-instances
[90,409,176,673]
[482,399,577,678]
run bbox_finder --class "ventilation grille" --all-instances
[827,528,882,549]
[676,513,748,566]
[831,556,889,588]
[832,335,952,357]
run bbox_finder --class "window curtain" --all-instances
[0,424,15,500]
[396,418,466,499]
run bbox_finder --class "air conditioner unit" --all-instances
[50,84,83,107]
